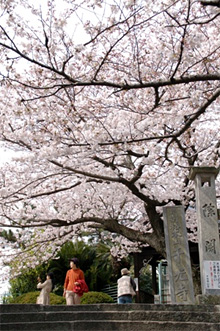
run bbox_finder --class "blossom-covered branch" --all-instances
[0,0,219,274]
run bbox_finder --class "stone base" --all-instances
[154,295,160,304]
[196,294,220,305]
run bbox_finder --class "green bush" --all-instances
[49,293,66,305]
[81,291,114,304]
[9,291,65,305]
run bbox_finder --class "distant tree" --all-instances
[48,239,132,291]
[139,265,153,295]
[48,240,96,292]
[0,229,17,243]
[9,264,48,299]
[88,241,133,290]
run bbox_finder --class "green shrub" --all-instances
[50,293,66,305]
[81,291,114,304]
[9,291,38,304]
[9,291,65,305]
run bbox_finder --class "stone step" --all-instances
[1,303,220,313]
[1,304,220,331]
[1,320,220,331]
[1,310,220,323]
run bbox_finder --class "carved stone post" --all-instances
[163,206,195,304]
[189,166,220,295]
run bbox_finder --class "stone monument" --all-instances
[189,166,220,296]
[163,205,195,304]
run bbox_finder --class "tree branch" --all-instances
[201,0,220,7]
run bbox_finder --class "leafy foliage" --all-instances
[139,265,153,295]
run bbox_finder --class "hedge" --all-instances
[9,291,66,305]
[9,290,114,305]
[81,291,114,304]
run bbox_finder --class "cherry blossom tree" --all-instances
[0,0,219,273]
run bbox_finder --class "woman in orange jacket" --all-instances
[63,257,86,305]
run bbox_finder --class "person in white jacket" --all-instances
[117,268,136,304]
[36,272,54,305]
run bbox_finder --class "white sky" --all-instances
[0,149,14,164]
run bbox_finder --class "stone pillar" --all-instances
[163,206,195,304]
[189,166,220,295]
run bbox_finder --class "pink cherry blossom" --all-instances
[0,0,219,276]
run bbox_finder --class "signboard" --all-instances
[204,261,220,290]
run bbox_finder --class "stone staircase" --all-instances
[1,303,220,331]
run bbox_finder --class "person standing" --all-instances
[36,272,54,305]
[63,257,85,305]
[117,268,136,304]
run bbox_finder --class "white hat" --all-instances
[121,268,130,275]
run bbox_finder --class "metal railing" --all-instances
[101,283,117,303]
